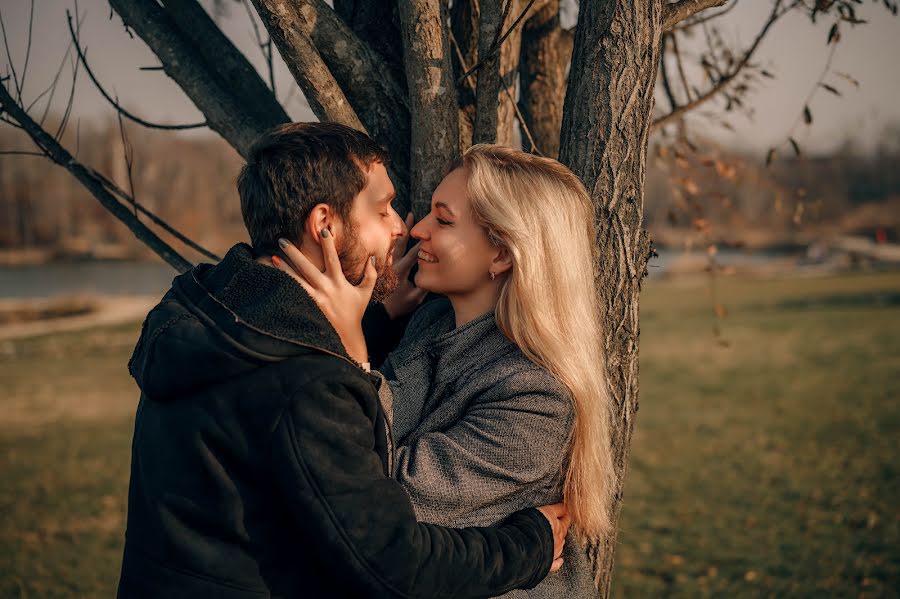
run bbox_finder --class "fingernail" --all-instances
[278,238,288,249]
[320,228,330,238]
[370,256,376,266]
[271,255,281,267]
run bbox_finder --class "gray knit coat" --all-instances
[379,298,597,598]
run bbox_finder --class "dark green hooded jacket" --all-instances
[116,244,554,599]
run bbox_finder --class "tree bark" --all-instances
[280,0,412,208]
[252,0,364,131]
[109,0,285,158]
[159,0,287,127]
[559,0,662,594]
[473,0,503,144]
[518,0,571,157]
[398,0,460,216]
[333,0,407,88]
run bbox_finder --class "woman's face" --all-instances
[410,168,500,296]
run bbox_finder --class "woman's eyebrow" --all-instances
[435,201,456,216]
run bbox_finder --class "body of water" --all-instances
[0,249,794,299]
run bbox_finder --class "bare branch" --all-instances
[652,0,795,131]
[253,0,412,205]
[159,0,287,126]
[659,34,679,112]
[66,12,207,131]
[671,0,739,31]
[0,83,193,272]
[457,0,537,86]
[0,8,21,101]
[662,0,728,32]
[240,0,275,93]
[109,0,286,157]
[19,0,35,101]
[250,1,363,129]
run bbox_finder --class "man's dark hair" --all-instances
[237,122,389,254]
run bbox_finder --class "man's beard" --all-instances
[337,226,398,303]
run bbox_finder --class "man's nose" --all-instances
[390,208,405,238]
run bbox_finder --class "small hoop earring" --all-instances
[490,271,496,281]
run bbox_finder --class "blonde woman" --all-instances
[276,144,615,597]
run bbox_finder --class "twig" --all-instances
[652,0,797,130]
[66,11,206,131]
[671,0,739,32]
[659,34,679,111]
[18,0,35,102]
[0,8,21,101]
[0,83,194,272]
[115,103,137,215]
[54,52,79,143]
[241,0,275,94]
[662,0,728,32]
[456,0,537,86]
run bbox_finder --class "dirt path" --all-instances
[0,295,157,341]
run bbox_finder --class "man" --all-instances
[117,122,570,598]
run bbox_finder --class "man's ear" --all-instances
[303,203,335,245]
[492,247,513,276]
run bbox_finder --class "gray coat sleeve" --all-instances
[393,368,575,526]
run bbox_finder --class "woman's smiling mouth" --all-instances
[417,249,438,263]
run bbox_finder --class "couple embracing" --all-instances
[117,122,615,598]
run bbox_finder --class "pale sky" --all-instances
[1,0,898,156]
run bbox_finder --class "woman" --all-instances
[276,144,615,596]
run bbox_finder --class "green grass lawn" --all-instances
[1,271,898,598]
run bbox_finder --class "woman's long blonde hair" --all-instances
[461,144,615,540]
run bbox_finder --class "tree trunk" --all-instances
[398,0,459,217]
[559,0,661,594]
[518,0,571,158]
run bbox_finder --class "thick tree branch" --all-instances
[251,0,364,129]
[652,0,788,131]
[273,0,412,207]
[160,0,287,127]
[0,83,193,272]
[662,0,728,31]
[398,0,460,216]
[67,12,207,131]
[109,0,285,157]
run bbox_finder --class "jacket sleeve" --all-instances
[268,361,555,599]
[394,369,574,525]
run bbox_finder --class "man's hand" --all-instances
[536,503,571,573]
[383,212,427,319]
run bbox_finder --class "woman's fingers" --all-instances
[319,228,344,277]
[396,242,421,276]
[359,256,378,298]
[277,238,326,287]
[392,212,415,264]
[549,557,564,574]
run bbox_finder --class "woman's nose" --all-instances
[410,218,428,241]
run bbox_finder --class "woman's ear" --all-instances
[492,247,513,276]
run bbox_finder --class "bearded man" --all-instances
[117,122,569,598]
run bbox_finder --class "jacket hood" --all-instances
[129,243,351,402]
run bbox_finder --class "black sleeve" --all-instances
[269,363,554,598]
[362,303,412,368]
